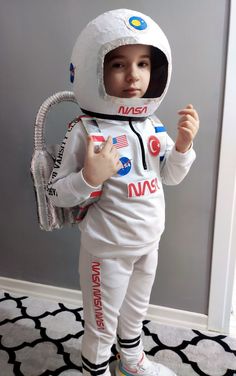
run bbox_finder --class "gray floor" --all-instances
[0,290,236,376]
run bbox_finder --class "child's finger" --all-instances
[178,105,199,122]
[116,159,123,170]
[178,104,194,114]
[87,135,95,157]
[102,136,113,152]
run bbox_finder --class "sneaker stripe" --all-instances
[118,362,136,376]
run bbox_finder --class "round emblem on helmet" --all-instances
[129,16,147,30]
[148,136,161,156]
[117,157,132,176]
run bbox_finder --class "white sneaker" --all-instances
[115,353,176,376]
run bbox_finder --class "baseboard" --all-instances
[147,304,208,331]
[0,276,83,306]
[0,276,208,331]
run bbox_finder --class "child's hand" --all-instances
[175,104,199,153]
[82,136,123,186]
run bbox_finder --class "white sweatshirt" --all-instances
[47,115,195,257]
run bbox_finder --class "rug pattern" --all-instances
[0,291,235,376]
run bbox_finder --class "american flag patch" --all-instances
[113,134,128,149]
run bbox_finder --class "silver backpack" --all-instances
[31,91,101,231]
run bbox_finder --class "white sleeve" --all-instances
[46,120,102,208]
[160,133,196,185]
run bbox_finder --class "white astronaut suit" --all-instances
[47,9,196,376]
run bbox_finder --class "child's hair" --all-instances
[144,46,168,98]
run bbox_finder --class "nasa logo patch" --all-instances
[148,136,161,157]
[117,157,132,176]
[70,63,75,83]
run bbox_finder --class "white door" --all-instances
[208,0,236,334]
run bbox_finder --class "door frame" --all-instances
[208,0,236,333]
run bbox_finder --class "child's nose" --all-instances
[126,66,139,82]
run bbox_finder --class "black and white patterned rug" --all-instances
[0,291,236,376]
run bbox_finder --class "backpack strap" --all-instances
[149,115,167,162]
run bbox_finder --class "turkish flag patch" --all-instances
[148,136,161,156]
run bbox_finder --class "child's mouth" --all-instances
[123,88,140,96]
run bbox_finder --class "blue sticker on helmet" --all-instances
[117,157,132,176]
[70,63,75,83]
[129,16,147,30]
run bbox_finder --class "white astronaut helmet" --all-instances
[70,9,172,119]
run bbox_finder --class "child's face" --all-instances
[104,44,151,98]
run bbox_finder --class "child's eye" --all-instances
[138,61,150,68]
[111,62,124,69]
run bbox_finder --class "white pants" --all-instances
[79,245,158,376]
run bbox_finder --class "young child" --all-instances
[47,9,199,376]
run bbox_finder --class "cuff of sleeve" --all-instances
[67,170,102,200]
[170,143,196,162]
